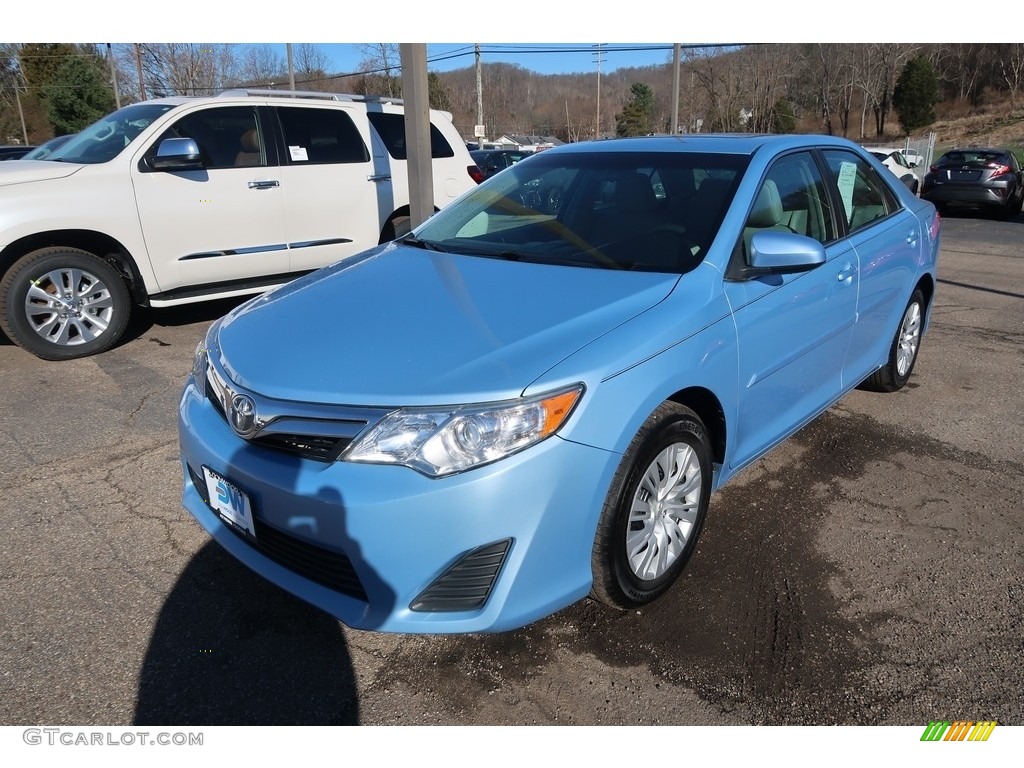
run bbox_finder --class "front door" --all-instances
[131,105,288,295]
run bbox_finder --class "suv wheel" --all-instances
[0,247,131,360]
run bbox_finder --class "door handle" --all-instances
[836,263,856,282]
[906,230,918,245]
[247,180,280,189]
[367,174,392,182]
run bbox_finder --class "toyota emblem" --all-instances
[229,393,257,437]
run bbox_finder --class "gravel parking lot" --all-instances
[1,213,1021,727]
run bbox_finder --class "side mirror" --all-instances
[149,138,203,171]
[728,231,826,280]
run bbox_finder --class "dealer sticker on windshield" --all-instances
[202,467,256,538]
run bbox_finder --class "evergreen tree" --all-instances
[43,54,116,134]
[615,82,655,137]
[893,56,939,135]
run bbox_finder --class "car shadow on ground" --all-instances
[121,296,254,347]
[133,541,360,725]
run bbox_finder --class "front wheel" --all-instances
[590,403,712,609]
[0,247,131,360]
[861,288,924,392]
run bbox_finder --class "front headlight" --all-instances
[191,318,222,391]
[191,339,208,386]
[344,384,584,477]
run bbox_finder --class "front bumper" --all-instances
[178,377,620,633]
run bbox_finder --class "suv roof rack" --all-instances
[218,88,404,105]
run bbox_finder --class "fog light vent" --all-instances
[410,539,512,612]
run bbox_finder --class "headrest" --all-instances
[239,129,260,153]
[618,173,658,213]
[747,179,784,227]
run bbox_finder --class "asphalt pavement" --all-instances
[0,212,1021,727]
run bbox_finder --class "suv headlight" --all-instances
[344,384,584,477]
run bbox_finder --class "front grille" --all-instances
[204,374,367,463]
[411,539,511,612]
[251,433,351,462]
[186,464,367,601]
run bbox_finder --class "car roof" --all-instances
[548,133,870,157]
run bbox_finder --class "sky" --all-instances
[276,43,683,78]
[8,0,970,78]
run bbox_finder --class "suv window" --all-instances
[821,149,899,234]
[367,112,456,159]
[149,106,264,169]
[277,107,369,165]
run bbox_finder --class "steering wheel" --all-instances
[546,187,564,215]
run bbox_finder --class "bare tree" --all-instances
[744,44,792,133]
[134,43,239,97]
[997,43,1024,108]
[294,44,332,91]
[237,45,284,87]
[357,44,400,98]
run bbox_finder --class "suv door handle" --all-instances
[248,180,280,190]
[906,229,918,246]
[367,174,391,182]
[836,263,856,282]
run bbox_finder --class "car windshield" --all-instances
[46,103,177,164]
[412,150,747,273]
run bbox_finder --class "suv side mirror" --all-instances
[149,138,203,171]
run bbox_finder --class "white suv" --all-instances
[0,89,479,360]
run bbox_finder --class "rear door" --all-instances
[273,104,384,272]
[820,148,921,384]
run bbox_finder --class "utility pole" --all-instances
[670,44,680,134]
[593,44,605,139]
[107,43,121,109]
[15,85,28,145]
[475,44,485,148]
[400,44,434,228]
[134,44,146,101]
[287,44,295,90]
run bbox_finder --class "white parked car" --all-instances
[866,147,923,195]
[902,148,924,168]
[0,89,479,360]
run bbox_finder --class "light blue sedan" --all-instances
[178,134,940,633]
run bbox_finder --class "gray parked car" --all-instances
[922,147,1024,219]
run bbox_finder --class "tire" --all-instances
[861,288,924,393]
[0,247,131,361]
[590,402,712,609]
[379,215,411,243]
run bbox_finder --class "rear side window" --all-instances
[276,107,369,165]
[367,112,456,159]
[821,149,899,234]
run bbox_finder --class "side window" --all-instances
[742,151,834,259]
[366,112,456,159]
[277,107,369,165]
[822,149,899,234]
[150,106,264,169]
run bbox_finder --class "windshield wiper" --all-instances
[399,234,447,252]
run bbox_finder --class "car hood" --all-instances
[0,160,83,187]
[215,243,678,405]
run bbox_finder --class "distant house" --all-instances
[484,134,566,152]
